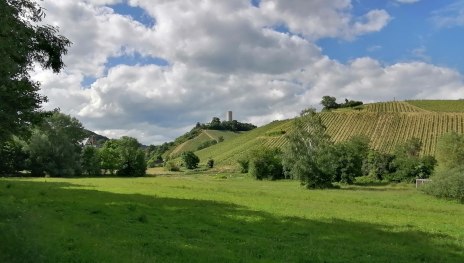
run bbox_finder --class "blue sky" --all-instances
[34,0,464,144]
[318,0,464,72]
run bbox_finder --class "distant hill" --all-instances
[189,100,464,169]
[168,130,243,158]
[83,130,109,147]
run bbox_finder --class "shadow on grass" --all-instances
[0,180,462,263]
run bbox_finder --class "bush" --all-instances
[181,151,200,169]
[249,147,284,180]
[197,140,217,151]
[207,159,214,168]
[237,158,249,173]
[164,161,180,172]
[423,168,464,203]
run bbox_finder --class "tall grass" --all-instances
[1,175,463,262]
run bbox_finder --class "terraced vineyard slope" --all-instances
[195,100,464,168]
[407,100,464,112]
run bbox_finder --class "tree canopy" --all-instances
[0,0,71,142]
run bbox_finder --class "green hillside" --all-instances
[169,130,242,157]
[193,100,464,168]
[407,100,464,112]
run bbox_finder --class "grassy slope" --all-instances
[196,120,291,167]
[196,101,464,167]
[1,176,463,262]
[169,130,242,157]
[407,100,464,112]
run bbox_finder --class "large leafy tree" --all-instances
[0,0,71,142]
[27,111,86,177]
[282,108,334,189]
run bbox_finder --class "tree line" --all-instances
[0,111,147,177]
[240,108,437,188]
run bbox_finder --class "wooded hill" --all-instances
[182,100,464,168]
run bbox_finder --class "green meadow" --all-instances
[1,175,463,262]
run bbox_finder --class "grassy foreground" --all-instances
[1,175,463,262]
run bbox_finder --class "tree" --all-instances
[362,150,395,181]
[207,158,214,168]
[390,138,436,182]
[27,112,86,177]
[100,140,121,175]
[321,96,339,110]
[332,136,370,184]
[116,136,146,177]
[249,147,284,180]
[435,132,464,171]
[0,136,28,175]
[81,146,101,176]
[282,108,334,188]
[423,133,464,202]
[181,151,200,169]
[0,0,71,142]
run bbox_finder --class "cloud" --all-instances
[32,0,464,145]
[260,0,391,40]
[431,2,464,28]
[395,0,420,4]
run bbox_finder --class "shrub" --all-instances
[237,158,249,173]
[249,147,284,180]
[207,159,214,168]
[197,140,217,151]
[164,161,180,172]
[422,168,464,203]
[181,151,200,169]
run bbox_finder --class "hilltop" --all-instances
[181,100,464,169]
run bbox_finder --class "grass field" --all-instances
[1,175,463,262]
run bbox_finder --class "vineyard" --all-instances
[361,101,426,112]
[192,101,464,168]
[406,100,464,112]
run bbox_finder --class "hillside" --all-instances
[407,100,464,112]
[193,100,464,168]
[169,130,243,157]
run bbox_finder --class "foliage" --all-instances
[27,112,86,177]
[116,136,146,177]
[100,137,146,176]
[321,96,363,111]
[164,160,180,171]
[207,159,214,168]
[362,150,395,181]
[321,96,339,110]
[197,139,217,150]
[249,147,283,180]
[389,138,436,182]
[435,132,464,171]
[181,151,200,169]
[0,0,71,142]
[423,133,464,202]
[331,136,370,184]
[81,146,101,176]
[100,140,121,175]
[197,117,257,132]
[237,158,249,173]
[423,168,464,203]
[282,108,334,188]
[0,137,28,175]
